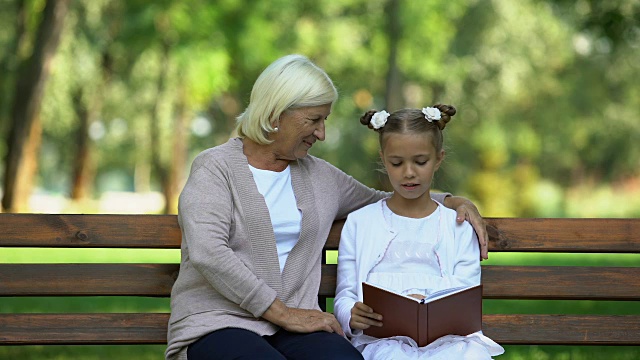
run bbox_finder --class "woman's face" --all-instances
[271,103,332,160]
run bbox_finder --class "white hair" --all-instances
[235,54,338,144]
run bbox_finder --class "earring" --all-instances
[273,127,279,132]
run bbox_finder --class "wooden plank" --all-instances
[318,264,640,300]
[0,214,181,248]
[13,263,639,300]
[2,215,638,252]
[0,264,179,296]
[3,262,639,300]
[485,218,640,253]
[481,265,640,300]
[325,219,345,250]
[1,313,638,345]
[326,218,640,253]
[482,314,640,345]
[0,313,170,345]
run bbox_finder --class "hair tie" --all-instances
[370,110,390,129]
[422,107,441,122]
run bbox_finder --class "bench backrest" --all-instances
[1,214,639,346]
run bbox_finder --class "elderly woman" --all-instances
[165,54,488,360]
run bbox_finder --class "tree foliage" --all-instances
[0,0,638,216]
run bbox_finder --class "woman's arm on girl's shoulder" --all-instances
[313,159,386,219]
[322,159,453,220]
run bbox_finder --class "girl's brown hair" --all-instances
[360,104,456,152]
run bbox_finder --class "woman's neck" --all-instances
[242,138,290,172]
[386,193,438,218]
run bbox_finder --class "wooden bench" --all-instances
[1,214,639,348]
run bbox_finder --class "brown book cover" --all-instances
[362,282,483,347]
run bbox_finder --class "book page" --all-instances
[363,282,481,304]
[423,284,479,303]
[362,281,421,302]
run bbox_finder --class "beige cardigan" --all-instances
[165,138,447,359]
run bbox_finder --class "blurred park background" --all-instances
[2,0,640,217]
[1,0,639,359]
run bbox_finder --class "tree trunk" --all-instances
[150,41,171,214]
[0,0,27,130]
[70,89,94,200]
[166,80,188,214]
[2,0,71,212]
[384,0,403,111]
[70,50,112,200]
[12,116,42,212]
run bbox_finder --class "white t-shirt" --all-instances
[367,200,444,297]
[249,164,302,272]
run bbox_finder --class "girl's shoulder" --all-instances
[437,202,474,233]
[346,199,386,221]
[440,204,473,233]
[438,202,458,221]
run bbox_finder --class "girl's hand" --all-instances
[407,293,426,300]
[349,301,383,331]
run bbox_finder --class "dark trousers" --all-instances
[187,328,364,360]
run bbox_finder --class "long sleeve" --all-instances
[321,162,387,220]
[426,218,481,292]
[178,163,277,317]
[333,214,361,338]
[449,221,481,287]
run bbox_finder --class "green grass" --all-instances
[0,345,168,360]
[1,250,638,359]
[0,248,181,263]
[327,250,640,267]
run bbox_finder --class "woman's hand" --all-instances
[262,298,344,336]
[407,294,426,300]
[349,302,383,331]
[444,196,489,260]
[283,308,345,335]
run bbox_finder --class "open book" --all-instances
[362,282,483,347]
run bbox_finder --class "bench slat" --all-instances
[0,214,181,248]
[481,265,640,300]
[485,218,640,253]
[326,218,640,253]
[1,313,638,345]
[4,264,640,300]
[482,314,640,345]
[319,265,640,300]
[0,264,178,296]
[0,313,169,345]
[2,215,638,252]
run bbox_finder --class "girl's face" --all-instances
[270,104,331,160]
[380,132,444,202]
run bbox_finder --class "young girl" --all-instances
[334,105,504,359]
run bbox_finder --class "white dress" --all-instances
[355,201,504,360]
